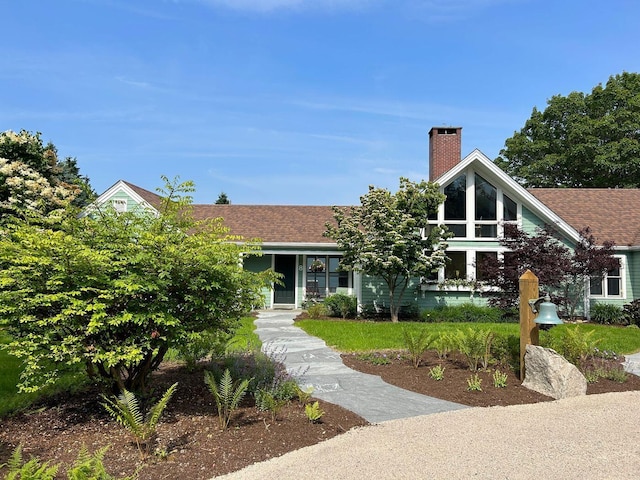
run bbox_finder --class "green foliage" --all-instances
[490,333,521,373]
[623,299,640,327]
[422,304,511,323]
[101,382,178,456]
[356,352,393,365]
[0,130,95,224]
[401,328,433,368]
[0,176,276,393]
[496,72,640,189]
[547,325,600,365]
[254,389,289,421]
[1,445,135,480]
[1,445,59,480]
[591,303,626,325]
[432,333,455,360]
[325,177,448,322]
[454,328,494,371]
[204,369,251,430]
[428,364,445,381]
[323,294,358,319]
[66,445,137,480]
[304,401,324,423]
[360,303,420,321]
[176,329,232,372]
[306,303,329,319]
[492,370,508,388]
[466,374,483,392]
[296,386,313,405]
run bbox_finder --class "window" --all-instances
[474,174,497,238]
[444,174,466,237]
[591,262,623,298]
[306,255,349,298]
[475,252,497,281]
[445,252,467,280]
[112,198,127,213]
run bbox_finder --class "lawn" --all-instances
[295,319,640,355]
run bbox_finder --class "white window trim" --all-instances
[421,247,503,292]
[589,255,626,299]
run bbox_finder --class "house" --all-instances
[92,127,639,313]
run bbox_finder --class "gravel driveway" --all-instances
[215,391,640,479]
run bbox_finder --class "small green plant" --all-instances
[428,364,445,381]
[296,385,314,405]
[402,328,434,368]
[356,352,392,365]
[432,333,454,360]
[204,369,251,430]
[101,382,178,457]
[492,370,508,388]
[304,401,324,423]
[176,330,231,372]
[466,374,483,392]
[455,327,494,371]
[66,445,138,480]
[548,325,600,365]
[1,444,59,480]
[254,389,288,421]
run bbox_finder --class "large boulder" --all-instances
[522,345,587,399]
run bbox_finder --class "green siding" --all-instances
[243,255,273,309]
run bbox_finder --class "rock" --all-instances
[522,345,587,399]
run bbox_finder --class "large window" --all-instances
[445,251,467,280]
[306,255,349,299]
[433,169,520,240]
[444,174,467,237]
[590,260,623,298]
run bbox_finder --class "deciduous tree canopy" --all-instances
[495,72,640,187]
[0,177,276,393]
[325,177,449,322]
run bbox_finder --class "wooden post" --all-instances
[519,269,539,381]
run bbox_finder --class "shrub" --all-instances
[306,303,329,319]
[422,304,512,323]
[491,333,520,373]
[591,303,626,325]
[360,302,420,321]
[176,329,232,372]
[623,299,640,326]
[323,294,358,319]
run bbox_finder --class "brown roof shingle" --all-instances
[529,188,640,247]
[123,181,163,210]
[191,205,340,244]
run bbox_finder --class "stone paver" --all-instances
[254,310,466,423]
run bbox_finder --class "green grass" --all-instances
[296,319,640,355]
[0,329,88,418]
[296,319,518,352]
[226,316,261,352]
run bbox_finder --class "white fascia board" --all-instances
[84,180,159,215]
[433,149,581,243]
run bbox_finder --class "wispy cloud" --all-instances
[193,0,376,13]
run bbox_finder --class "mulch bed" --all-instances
[2,351,639,478]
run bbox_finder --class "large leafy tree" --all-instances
[0,178,276,393]
[495,72,640,187]
[0,130,95,223]
[481,225,619,317]
[325,177,449,322]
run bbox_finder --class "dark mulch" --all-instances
[0,364,367,480]
[342,350,640,407]
[2,352,639,479]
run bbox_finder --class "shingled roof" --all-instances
[123,181,163,210]
[191,205,339,244]
[529,188,640,247]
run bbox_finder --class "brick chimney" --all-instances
[429,126,462,181]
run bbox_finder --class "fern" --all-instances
[2,444,59,480]
[304,401,324,423]
[101,382,178,457]
[67,445,138,480]
[402,328,434,368]
[204,368,251,430]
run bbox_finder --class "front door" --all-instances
[274,255,296,305]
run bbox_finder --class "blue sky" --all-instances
[2,0,639,205]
